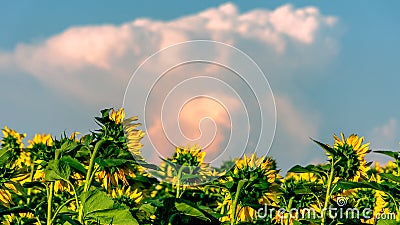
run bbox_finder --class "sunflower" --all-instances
[28,133,53,147]
[14,150,32,169]
[331,133,370,181]
[160,145,217,186]
[217,154,281,223]
[272,210,297,225]
[1,127,35,171]
[109,108,125,125]
[1,126,26,148]
[170,145,205,166]
[285,172,319,183]
[233,154,280,186]
[3,212,39,225]
[110,186,143,204]
[96,167,136,190]
[217,199,258,223]
[0,189,14,208]
[123,116,145,157]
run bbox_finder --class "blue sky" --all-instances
[1,1,399,171]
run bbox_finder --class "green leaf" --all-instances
[376,219,398,225]
[86,208,138,225]
[311,138,335,155]
[379,173,400,183]
[160,157,178,171]
[333,181,364,192]
[180,173,201,180]
[175,202,210,222]
[288,164,327,175]
[59,140,79,154]
[81,189,114,216]
[76,146,91,158]
[61,156,86,174]
[81,189,138,225]
[44,159,71,181]
[95,158,130,168]
[0,148,13,166]
[288,165,312,173]
[139,203,156,214]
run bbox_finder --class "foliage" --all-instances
[1,108,399,225]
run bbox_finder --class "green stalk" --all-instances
[231,179,247,225]
[176,165,185,198]
[47,183,54,225]
[321,160,335,225]
[78,140,105,223]
[168,213,178,225]
[27,162,35,204]
[51,198,74,223]
[47,150,61,225]
[84,140,105,192]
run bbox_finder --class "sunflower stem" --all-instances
[84,140,105,192]
[47,182,54,225]
[47,150,61,225]
[51,198,74,223]
[27,162,35,204]
[175,165,185,198]
[321,160,335,225]
[231,179,247,225]
[78,140,106,223]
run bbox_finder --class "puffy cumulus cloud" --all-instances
[0,3,341,169]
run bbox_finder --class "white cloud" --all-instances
[0,3,341,169]
[369,118,398,149]
[366,118,399,166]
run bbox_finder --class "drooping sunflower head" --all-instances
[1,126,26,149]
[170,145,205,167]
[331,133,371,181]
[109,108,125,125]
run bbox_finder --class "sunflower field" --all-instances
[0,108,399,225]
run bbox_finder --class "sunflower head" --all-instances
[233,154,278,183]
[282,172,320,209]
[170,145,205,167]
[331,133,371,181]
[109,108,125,125]
[28,133,53,147]
[110,186,143,207]
[217,154,281,223]
[1,126,26,149]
